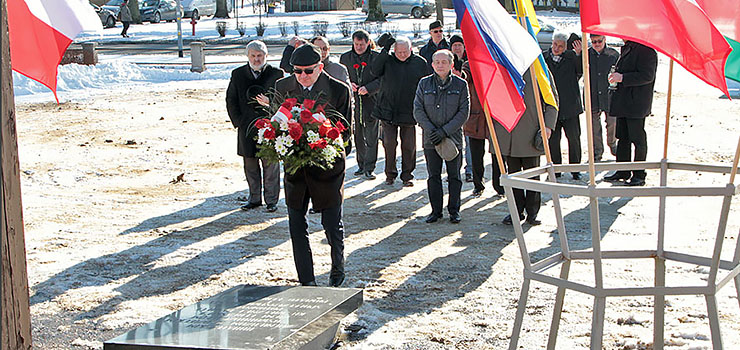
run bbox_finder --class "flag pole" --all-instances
[580,32,596,186]
[663,60,674,159]
[730,136,740,184]
[483,105,508,175]
[529,63,554,166]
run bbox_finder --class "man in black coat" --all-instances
[604,40,657,187]
[543,32,583,180]
[226,40,284,212]
[371,34,428,186]
[275,44,353,287]
[419,20,450,74]
[587,34,620,161]
[340,29,381,180]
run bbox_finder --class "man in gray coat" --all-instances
[494,68,558,226]
[413,50,470,224]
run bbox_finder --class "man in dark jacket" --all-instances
[275,44,352,287]
[226,41,284,212]
[120,0,132,38]
[419,20,450,74]
[372,35,428,186]
[587,34,620,160]
[413,50,470,224]
[340,30,381,180]
[604,40,658,187]
[449,34,473,182]
[544,32,584,180]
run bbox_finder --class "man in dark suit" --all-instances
[275,44,353,287]
[226,40,284,212]
[604,40,657,187]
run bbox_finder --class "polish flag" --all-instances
[452,0,542,132]
[8,0,102,101]
[581,0,732,97]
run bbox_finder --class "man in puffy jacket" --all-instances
[413,50,470,224]
[371,35,428,186]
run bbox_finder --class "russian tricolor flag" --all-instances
[453,0,541,131]
[8,0,102,102]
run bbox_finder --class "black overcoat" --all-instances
[609,41,658,119]
[339,49,381,122]
[225,64,284,157]
[543,49,583,119]
[275,72,353,211]
[588,46,620,112]
[370,47,428,126]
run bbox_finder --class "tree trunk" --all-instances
[365,0,385,22]
[215,0,230,18]
[128,0,142,24]
[435,0,444,24]
[1,0,33,348]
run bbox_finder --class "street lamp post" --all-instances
[175,0,184,57]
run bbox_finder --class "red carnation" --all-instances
[361,62,367,67]
[255,118,270,129]
[326,127,340,140]
[288,121,303,141]
[353,63,360,69]
[300,109,316,124]
[309,138,328,150]
[263,127,276,140]
[336,120,347,133]
[281,98,298,109]
[302,99,316,111]
[318,121,332,137]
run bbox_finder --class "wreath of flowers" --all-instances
[254,96,347,175]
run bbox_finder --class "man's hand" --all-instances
[377,32,392,49]
[573,39,582,55]
[358,86,369,95]
[429,128,445,145]
[545,128,552,139]
[255,94,270,107]
[452,68,462,77]
[608,72,623,84]
[289,36,306,48]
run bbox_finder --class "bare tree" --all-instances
[128,0,142,24]
[215,0,230,18]
[435,0,444,24]
[366,0,385,22]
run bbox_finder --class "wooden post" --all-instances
[483,105,508,175]
[663,60,674,160]
[1,0,33,347]
[730,136,740,184]
[580,32,596,185]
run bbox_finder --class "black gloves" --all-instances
[377,32,396,51]
[429,128,446,145]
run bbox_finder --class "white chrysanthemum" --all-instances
[274,135,293,157]
[279,121,289,131]
[257,128,267,144]
[291,106,301,116]
[275,143,288,157]
[333,135,343,147]
[322,145,338,160]
[306,130,320,143]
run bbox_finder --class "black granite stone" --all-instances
[103,285,363,350]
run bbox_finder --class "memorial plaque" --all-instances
[104,285,363,350]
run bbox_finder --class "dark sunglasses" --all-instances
[591,39,604,44]
[431,29,443,33]
[293,67,316,75]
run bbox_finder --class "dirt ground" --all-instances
[15,63,740,349]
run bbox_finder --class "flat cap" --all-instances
[429,20,442,30]
[290,43,321,66]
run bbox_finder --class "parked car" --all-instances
[181,0,216,20]
[139,0,182,23]
[362,0,434,19]
[91,3,117,28]
[102,0,125,19]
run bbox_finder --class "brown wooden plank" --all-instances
[1,0,32,347]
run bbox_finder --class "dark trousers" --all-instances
[506,156,541,218]
[354,111,379,173]
[121,21,130,36]
[424,149,462,215]
[615,117,647,180]
[243,157,280,205]
[287,199,344,285]
[548,116,582,171]
[381,122,416,181]
[469,137,504,194]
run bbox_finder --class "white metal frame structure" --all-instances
[503,160,740,350]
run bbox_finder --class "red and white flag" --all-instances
[8,0,102,101]
[581,0,732,97]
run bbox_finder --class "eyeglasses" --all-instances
[293,66,317,75]
[591,39,604,44]
[431,29,443,33]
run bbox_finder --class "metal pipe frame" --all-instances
[506,160,739,350]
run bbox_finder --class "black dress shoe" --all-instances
[241,202,262,210]
[449,212,461,223]
[471,189,483,198]
[385,178,394,185]
[465,173,473,182]
[425,213,442,223]
[265,204,278,212]
[525,215,541,225]
[403,180,414,187]
[502,213,525,225]
[354,169,364,176]
[626,178,646,186]
[604,172,631,182]
[364,171,377,180]
[302,280,317,286]
[329,274,345,287]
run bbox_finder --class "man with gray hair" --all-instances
[226,40,285,212]
[372,34,428,186]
